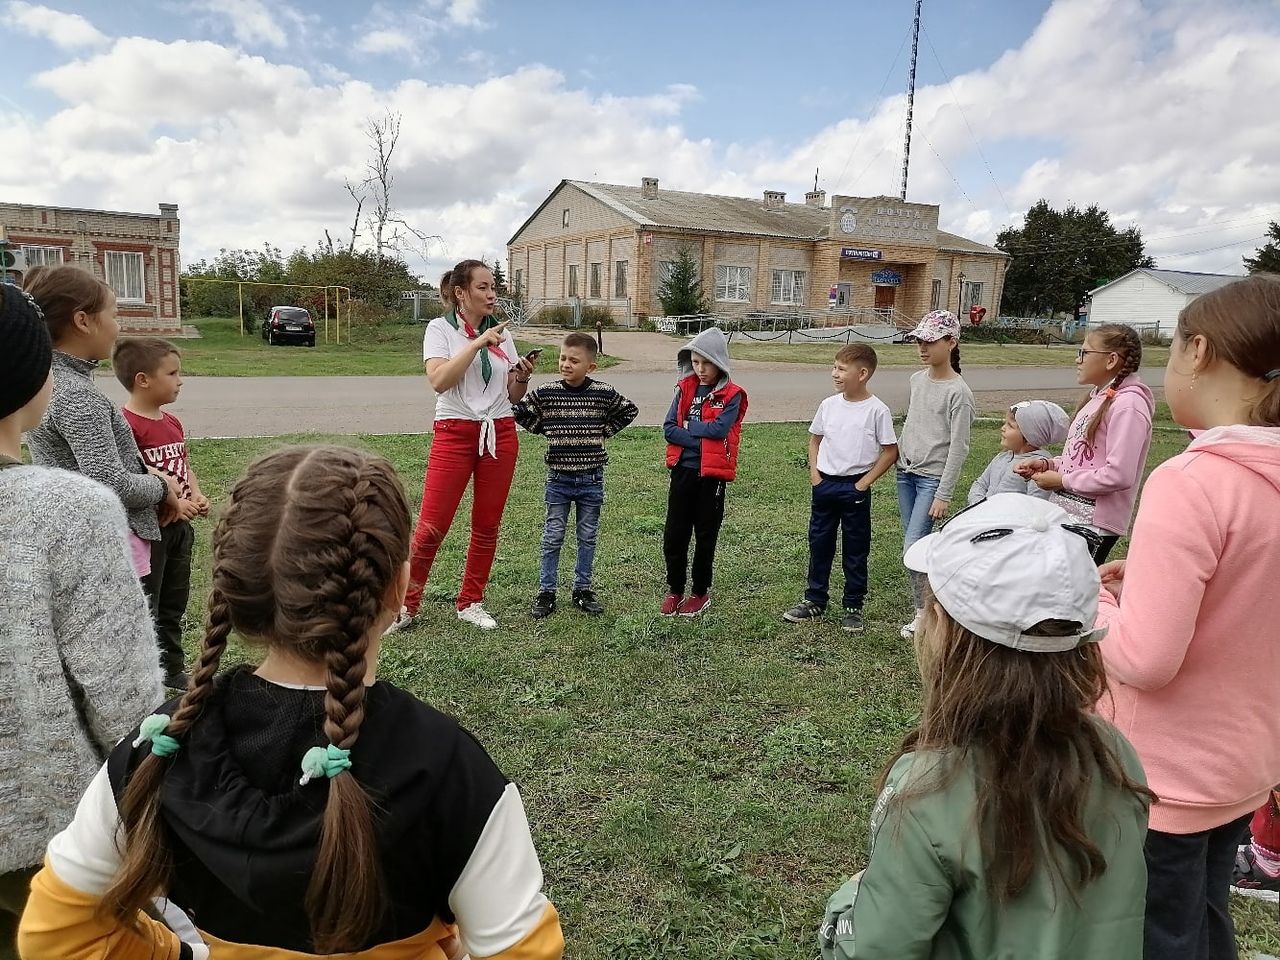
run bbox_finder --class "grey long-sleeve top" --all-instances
[896,371,975,503]
[26,351,166,541]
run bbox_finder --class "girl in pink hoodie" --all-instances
[1093,275,1280,960]
[1016,323,1154,564]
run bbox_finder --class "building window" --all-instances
[770,269,805,305]
[562,208,570,228]
[105,251,145,303]
[567,264,579,298]
[614,260,628,298]
[589,262,602,298]
[715,264,752,303]
[961,280,984,310]
[931,278,941,311]
[513,269,523,296]
[22,245,64,267]
[657,261,674,287]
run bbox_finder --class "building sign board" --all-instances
[870,268,904,286]
[840,247,883,260]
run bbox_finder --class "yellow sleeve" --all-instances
[18,859,183,960]
[477,902,563,960]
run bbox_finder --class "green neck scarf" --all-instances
[445,309,505,384]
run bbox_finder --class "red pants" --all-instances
[405,417,518,613]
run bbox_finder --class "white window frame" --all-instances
[562,208,570,228]
[567,264,579,298]
[104,251,145,303]
[589,262,602,299]
[656,260,674,287]
[22,245,64,267]
[962,280,984,310]
[770,269,805,306]
[614,260,628,298]
[715,264,752,303]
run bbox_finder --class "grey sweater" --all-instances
[26,351,166,541]
[967,449,1056,505]
[0,465,163,872]
[897,371,975,502]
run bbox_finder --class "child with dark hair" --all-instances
[23,266,183,578]
[19,445,564,960]
[115,337,209,690]
[819,494,1152,960]
[781,343,897,632]
[515,331,638,618]
[660,326,749,617]
[0,284,162,954]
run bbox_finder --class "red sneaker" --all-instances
[677,593,711,617]
[660,593,683,616]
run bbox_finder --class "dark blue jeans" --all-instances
[539,469,605,593]
[806,472,872,611]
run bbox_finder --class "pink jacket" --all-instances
[1096,426,1280,834]
[1052,378,1155,535]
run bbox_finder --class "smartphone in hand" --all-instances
[524,348,543,362]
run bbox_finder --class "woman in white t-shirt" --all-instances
[388,259,534,631]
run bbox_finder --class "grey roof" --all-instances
[532,180,1005,256]
[1089,268,1244,298]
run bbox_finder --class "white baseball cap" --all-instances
[903,494,1107,653]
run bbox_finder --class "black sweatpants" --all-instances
[663,466,726,596]
[1143,814,1251,960]
[141,520,194,678]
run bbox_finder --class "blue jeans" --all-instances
[539,469,605,593]
[806,472,872,610]
[896,468,941,609]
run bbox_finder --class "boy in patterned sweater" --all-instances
[514,332,638,618]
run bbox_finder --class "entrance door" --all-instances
[874,285,897,311]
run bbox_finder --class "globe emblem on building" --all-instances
[839,211,857,234]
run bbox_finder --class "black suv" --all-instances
[262,306,316,347]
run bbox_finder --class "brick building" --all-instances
[507,178,1008,325]
[0,201,182,334]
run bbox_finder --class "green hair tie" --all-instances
[299,744,352,786]
[131,714,180,758]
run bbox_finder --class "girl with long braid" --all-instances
[1015,323,1154,564]
[19,446,564,960]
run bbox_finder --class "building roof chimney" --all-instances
[159,203,179,219]
[763,189,786,209]
[805,189,827,208]
[641,177,659,200]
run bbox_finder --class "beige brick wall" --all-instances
[514,184,633,243]
[0,201,181,334]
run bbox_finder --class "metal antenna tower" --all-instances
[899,0,923,201]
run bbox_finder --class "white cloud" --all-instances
[5,0,1278,280]
[355,30,416,56]
[188,0,301,48]
[5,1,108,49]
[355,0,488,61]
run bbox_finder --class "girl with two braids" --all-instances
[1015,323,1155,564]
[19,446,564,960]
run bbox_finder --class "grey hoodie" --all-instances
[677,326,733,387]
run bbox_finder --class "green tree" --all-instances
[996,200,1154,316]
[492,260,508,296]
[1244,222,1280,274]
[657,245,707,316]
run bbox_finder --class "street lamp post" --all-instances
[956,271,966,319]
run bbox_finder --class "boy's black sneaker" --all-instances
[782,599,825,623]
[530,591,557,619]
[841,609,865,633]
[572,589,605,615]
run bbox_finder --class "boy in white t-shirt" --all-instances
[782,343,898,632]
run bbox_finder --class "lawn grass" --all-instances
[149,317,617,377]
[729,340,1171,368]
[177,423,1273,958]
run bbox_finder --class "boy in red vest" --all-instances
[661,326,748,617]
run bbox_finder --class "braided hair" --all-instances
[102,446,411,953]
[1080,324,1142,447]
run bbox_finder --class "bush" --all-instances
[533,304,616,327]
[960,325,1052,345]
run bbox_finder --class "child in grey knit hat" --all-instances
[967,400,1070,505]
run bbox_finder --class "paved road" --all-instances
[99,365,1167,439]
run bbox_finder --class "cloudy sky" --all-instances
[4,0,1278,279]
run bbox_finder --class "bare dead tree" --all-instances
[363,111,400,262]
[343,178,365,254]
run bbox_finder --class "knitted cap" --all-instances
[0,282,54,420]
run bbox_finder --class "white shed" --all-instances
[1086,268,1243,337]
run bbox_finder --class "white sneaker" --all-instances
[458,602,498,630]
[899,612,921,641]
[383,606,415,636]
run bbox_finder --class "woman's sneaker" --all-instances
[900,611,921,640]
[383,606,416,636]
[678,593,711,617]
[661,593,683,616]
[782,599,825,623]
[458,603,498,630]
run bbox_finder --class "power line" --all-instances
[1158,236,1267,260]
[1001,218,1272,257]
[921,24,1013,217]
[832,26,912,195]
[919,131,979,212]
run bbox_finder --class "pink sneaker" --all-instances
[677,593,711,617]
[660,593,683,616]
